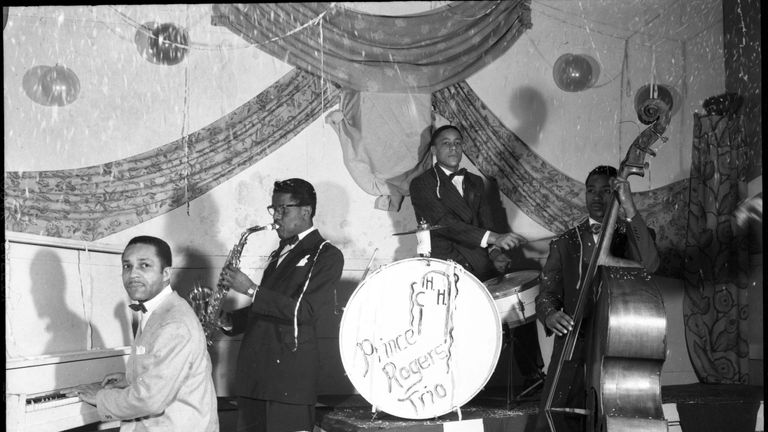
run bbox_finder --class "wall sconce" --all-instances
[22,64,81,107]
[135,21,189,66]
[553,53,600,92]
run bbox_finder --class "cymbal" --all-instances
[392,225,445,236]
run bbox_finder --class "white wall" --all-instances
[4,2,727,394]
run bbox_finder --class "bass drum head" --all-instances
[339,258,502,419]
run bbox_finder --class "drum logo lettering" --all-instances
[352,270,461,415]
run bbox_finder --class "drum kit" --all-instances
[338,223,548,419]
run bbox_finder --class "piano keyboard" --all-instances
[7,391,100,432]
[6,346,130,432]
[7,388,122,432]
[26,389,83,412]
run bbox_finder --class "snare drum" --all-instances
[484,270,541,327]
[339,258,502,420]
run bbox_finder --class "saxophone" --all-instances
[192,223,278,346]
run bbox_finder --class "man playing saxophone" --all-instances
[217,178,344,432]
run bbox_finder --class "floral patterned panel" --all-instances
[682,113,750,383]
[4,69,340,241]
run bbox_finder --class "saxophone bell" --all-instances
[190,284,212,318]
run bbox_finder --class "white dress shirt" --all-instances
[138,284,173,332]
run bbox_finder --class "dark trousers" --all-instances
[511,320,543,377]
[236,397,314,432]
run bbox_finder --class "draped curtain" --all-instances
[682,113,750,383]
[5,1,689,280]
[210,1,531,94]
[4,69,339,241]
[324,91,434,212]
[211,1,533,209]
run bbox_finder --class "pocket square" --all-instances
[296,255,310,266]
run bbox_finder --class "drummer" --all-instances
[409,124,527,281]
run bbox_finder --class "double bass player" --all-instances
[534,165,660,432]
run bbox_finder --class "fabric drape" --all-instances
[4,69,340,241]
[682,113,750,383]
[432,81,689,277]
[3,70,690,279]
[211,1,532,209]
[210,1,532,94]
[325,91,433,212]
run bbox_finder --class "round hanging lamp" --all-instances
[22,64,81,107]
[135,21,189,66]
[553,53,599,92]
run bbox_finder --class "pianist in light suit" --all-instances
[67,236,219,431]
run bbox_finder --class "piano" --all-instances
[6,346,131,432]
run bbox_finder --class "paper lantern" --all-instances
[22,64,81,107]
[553,53,599,92]
[135,21,189,66]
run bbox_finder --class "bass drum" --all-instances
[339,258,502,419]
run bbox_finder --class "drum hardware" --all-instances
[484,270,547,409]
[502,321,547,409]
[393,219,444,257]
[335,248,378,315]
[484,270,540,327]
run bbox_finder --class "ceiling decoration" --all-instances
[552,53,600,92]
[134,21,189,66]
[22,64,81,107]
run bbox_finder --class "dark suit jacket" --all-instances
[226,229,344,405]
[533,215,659,430]
[409,164,496,280]
[535,215,660,328]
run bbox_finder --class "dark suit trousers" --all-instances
[237,397,314,432]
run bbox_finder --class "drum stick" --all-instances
[335,249,378,316]
[359,248,378,283]
[522,235,558,244]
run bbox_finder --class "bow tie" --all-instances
[279,235,299,249]
[590,223,602,234]
[129,302,147,313]
[448,168,467,180]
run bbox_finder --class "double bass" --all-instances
[544,100,671,432]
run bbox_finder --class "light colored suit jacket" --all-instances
[96,290,219,431]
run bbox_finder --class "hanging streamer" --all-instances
[182,5,192,215]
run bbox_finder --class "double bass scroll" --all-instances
[544,99,671,432]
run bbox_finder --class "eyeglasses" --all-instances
[267,204,303,216]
